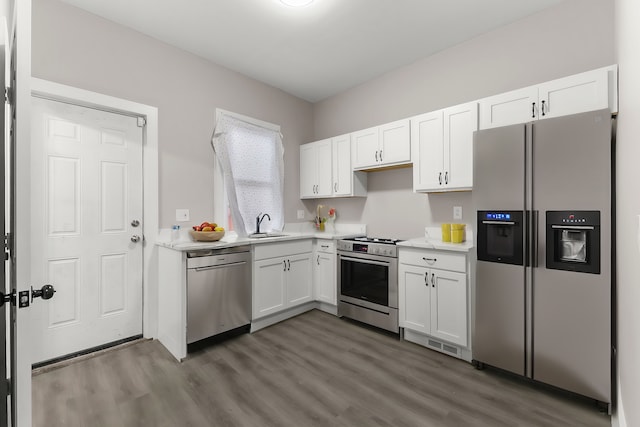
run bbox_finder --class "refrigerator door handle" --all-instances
[482,220,516,225]
[551,225,595,231]
[532,210,539,268]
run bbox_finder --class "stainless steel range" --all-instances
[337,237,401,333]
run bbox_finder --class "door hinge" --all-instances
[4,86,13,104]
[4,233,10,261]
[137,117,146,127]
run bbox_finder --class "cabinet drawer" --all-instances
[314,239,336,253]
[254,239,313,260]
[399,248,466,273]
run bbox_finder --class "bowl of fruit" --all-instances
[189,222,225,242]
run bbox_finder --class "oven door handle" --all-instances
[338,255,390,267]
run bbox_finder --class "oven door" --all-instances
[338,251,398,312]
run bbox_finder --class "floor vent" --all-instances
[443,344,458,355]
[426,338,460,357]
[428,339,442,350]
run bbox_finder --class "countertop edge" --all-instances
[157,232,364,252]
[397,237,475,253]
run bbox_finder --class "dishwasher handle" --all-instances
[192,261,247,272]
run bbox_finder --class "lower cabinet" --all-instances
[253,240,313,320]
[398,247,470,357]
[313,240,337,306]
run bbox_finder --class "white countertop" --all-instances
[157,223,366,252]
[397,237,474,252]
[397,227,475,252]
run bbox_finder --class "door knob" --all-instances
[131,235,141,243]
[131,219,140,227]
[31,284,56,302]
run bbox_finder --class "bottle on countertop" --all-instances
[171,225,180,242]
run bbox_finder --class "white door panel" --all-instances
[31,97,143,364]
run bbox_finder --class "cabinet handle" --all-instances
[283,260,287,271]
[431,273,435,288]
[375,150,379,162]
[438,172,442,185]
[317,255,320,266]
[541,100,546,117]
[334,182,337,192]
[444,172,448,185]
[422,257,437,263]
[287,259,291,271]
[379,150,383,162]
[321,245,329,249]
[424,272,429,286]
[532,102,536,118]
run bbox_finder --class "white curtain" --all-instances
[211,113,284,236]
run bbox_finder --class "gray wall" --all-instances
[31,0,314,229]
[615,0,640,425]
[311,0,614,239]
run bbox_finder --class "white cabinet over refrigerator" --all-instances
[479,65,618,130]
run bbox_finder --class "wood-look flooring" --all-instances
[32,310,610,427]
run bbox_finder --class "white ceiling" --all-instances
[61,0,566,102]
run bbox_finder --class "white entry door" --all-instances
[30,97,144,364]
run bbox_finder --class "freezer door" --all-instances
[531,109,612,403]
[472,124,528,374]
[473,261,526,375]
[472,124,526,210]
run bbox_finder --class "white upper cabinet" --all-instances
[352,119,411,170]
[479,86,538,130]
[332,134,367,197]
[411,102,478,192]
[351,126,379,169]
[411,111,443,191]
[300,134,367,199]
[480,65,618,129]
[299,139,332,199]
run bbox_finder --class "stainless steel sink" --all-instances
[248,232,288,239]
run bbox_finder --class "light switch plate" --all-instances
[297,210,305,219]
[453,206,463,220]
[176,209,190,222]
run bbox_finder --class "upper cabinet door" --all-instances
[351,126,379,169]
[479,86,538,130]
[332,134,352,196]
[444,102,478,191]
[299,142,318,198]
[411,110,444,192]
[378,119,411,166]
[538,67,612,120]
[315,139,333,197]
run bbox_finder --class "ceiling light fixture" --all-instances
[280,0,314,7]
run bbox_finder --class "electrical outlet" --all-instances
[453,206,463,220]
[176,209,190,222]
[297,210,305,220]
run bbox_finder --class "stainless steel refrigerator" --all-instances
[472,109,613,410]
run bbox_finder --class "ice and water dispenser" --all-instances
[546,211,601,274]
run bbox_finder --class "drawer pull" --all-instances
[423,257,437,263]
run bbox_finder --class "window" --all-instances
[212,110,284,236]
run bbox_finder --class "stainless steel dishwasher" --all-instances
[186,245,251,344]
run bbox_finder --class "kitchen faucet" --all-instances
[255,213,271,234]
